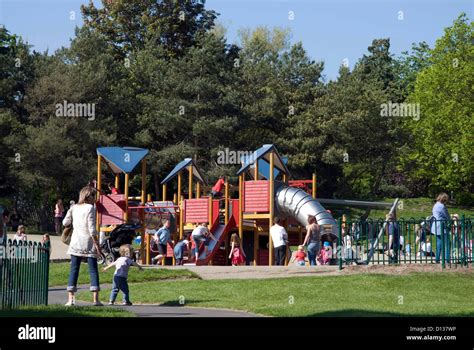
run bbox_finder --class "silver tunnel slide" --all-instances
[275,183,338,241]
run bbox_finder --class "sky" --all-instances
[0,0,472,80]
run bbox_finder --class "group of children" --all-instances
[291,241,333,266]
[12,225,51,253]
[147,220,247,266]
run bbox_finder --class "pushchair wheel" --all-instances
[98,253,115,265]
[97,253,106,265]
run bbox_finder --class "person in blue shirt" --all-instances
[152,219,174,265]
[386,212,399,263]
[431,193,451,263]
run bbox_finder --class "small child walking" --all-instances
[228,233,246,266]
[292,245,307,266]
[102,244,143,306]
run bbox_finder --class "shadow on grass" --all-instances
[305,309,474,317]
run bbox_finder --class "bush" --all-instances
[378,183,412,198]
[455,192,474,207]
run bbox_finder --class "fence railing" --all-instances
[336,217,473,269]
[0,239,50,309]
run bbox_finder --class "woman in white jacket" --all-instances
[63,186,102,306]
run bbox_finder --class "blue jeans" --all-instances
[307,243,320,266]
[67,255,100,292]
[109,275,130,303]
[436,234,451,263]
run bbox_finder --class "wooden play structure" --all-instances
[95,147,149,261]
[95,145,340,266]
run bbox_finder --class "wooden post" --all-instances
[254,160,259,180]
[312,173,317,199]
[188,166,193,199]
[283,173,287,183]
[124,173,129,222]
[224,178,229,225]
[177,172,182,205]
[141,160,146,205]
[179,195,184,239]
[269,152,275,266]
[96,156,102,232]
[196,182,201,199]
[115,174,119,190]
[238,174,243,240]
[173,193,177,205]
[162,184,167,201]
[147,194,152,202]
[253,227,258,266]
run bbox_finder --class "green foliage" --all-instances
[48,263,198,287]
[81,0,217,58]
[77,273,474,317]
[401,14,473,194]
[0,1,471,216]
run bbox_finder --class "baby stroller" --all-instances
[98,224,138,264]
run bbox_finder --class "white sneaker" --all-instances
[65,300,75,306]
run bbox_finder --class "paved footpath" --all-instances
[48,285,258,317]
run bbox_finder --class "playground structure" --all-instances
[95,144,347,266]
[95,147,149,263]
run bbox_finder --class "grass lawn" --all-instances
[77,272,474,317]
[342,197,474,219]
[0,305,134,317]
[49,262,199,287]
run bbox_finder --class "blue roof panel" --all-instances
[97,147,149,174]
[161,158,206,184]
[236,144,290,176]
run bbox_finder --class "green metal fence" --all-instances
[0,239,50,309]
[337,217,473,269]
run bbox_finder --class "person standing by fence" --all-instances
[54,199,64,235]
[13,225,27,242]
[386,213,400,263]
[63,186,102,306]
[431,193,451,264]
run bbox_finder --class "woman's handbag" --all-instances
[61,209,73,245]
[61,225,73,245]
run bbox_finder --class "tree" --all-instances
[402,14,473,194]
[132,31,241,192]
[395,41,432,96]
[81,0,217,58]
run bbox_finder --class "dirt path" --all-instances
[48,285,258,317]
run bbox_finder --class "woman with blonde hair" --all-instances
[63,186,102,306]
